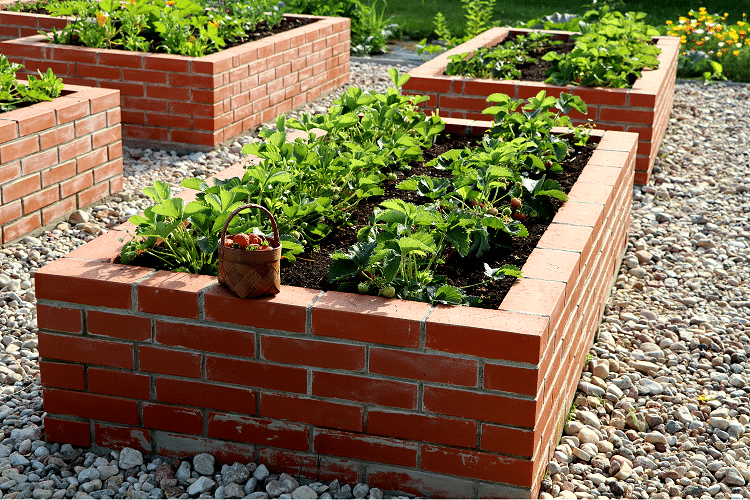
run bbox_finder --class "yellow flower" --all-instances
[209,20,219,28]
[739,21,746,27]
[165,1,175,5]
[188,36,196,43]
[96,12,108,27]
[725,12,729,16]
[666,20,673,25]
[734,50,740,55]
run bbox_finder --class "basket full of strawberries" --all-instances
[217,204,282,298]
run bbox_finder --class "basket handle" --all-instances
[220,204,280,249]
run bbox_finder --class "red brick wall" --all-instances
[0,84,122,243]
[0,1,70,43]
[34,125,634,498]
[1,15,350,150]
[403,28,678,185]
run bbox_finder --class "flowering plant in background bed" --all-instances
[122,69,594,306]
[665,8,750,83]
[42,0,287,56]
[0,54,63,112]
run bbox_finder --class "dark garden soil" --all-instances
[448,33,575,82]
[121,133,595,309]
[280,133,596,309]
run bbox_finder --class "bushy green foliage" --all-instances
[286,0,396,55]
[0,55,64,113]
[444,32,559,79]
[542,11,661,88]
[40,0,286,56]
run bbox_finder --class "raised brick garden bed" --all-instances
[0,84,121,243]
[1,14,350,151]
[403,28,679,185]
[0,0,69,43]
[34,123,635,498]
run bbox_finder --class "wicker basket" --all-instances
[217,204,281,299]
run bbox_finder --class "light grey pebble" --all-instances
[193,453,215,476]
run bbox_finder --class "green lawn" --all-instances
[383,0,750,39]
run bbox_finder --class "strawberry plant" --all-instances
[542,11,660,88]
[445,32,560,80]
[122,73,594,308]
[327,90,591,305]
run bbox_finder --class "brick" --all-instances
[136,270,214,319]
[203,283,318,333]
[369,348,477,387]
[44,388,140,425]
[38,331,134,370]
[420,444,533,487]
[42,197,77,225]
[3,212,41,242]
[261,335,365,371]
[39,360,85,391]
[259,392,364,433]
[88,367,151,400]
[11,106,55,136]
[39,123,75,150]
[599,107,654,125]
[36,304,81,334]
[206,356,307,394]
[22,185,58,214]
[425,306,545,364]
[86,310,151,342]
[367,410,477,448]
[155,320,255,358]
[93,159,122,183]
[312,429,417,468]
[207,412,309,451]
[259,448,359,484]
[20,148,57,176]
[94,423,151,453]
[43,416,91,447]
[0,161,19,185]
[77,147,108,173]
[154,430,256,463]
[423,385,536,428]
[155,377,256,414]
[138,345,202,379]
[312,372,417,410]
[142,403,204,435]
[311,291,428,348]
[78,181,110,208]
[75,113,107,138]
[481,422,536,457]
[0,199,21,227]
[365,465,475,499]
[2,173,40,203]
[58,136,91,162]
[484,362,539,397]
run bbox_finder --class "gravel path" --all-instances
[0,63,748,499]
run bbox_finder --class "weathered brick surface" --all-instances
[34,124,633,498]
[0,84,122,242]
[403,27,678,185]
[1,15,350,150]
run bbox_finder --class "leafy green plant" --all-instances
[286,0,396,55]
[445,32,559,80]
[328,90,591,305]
[417,0,496,56]
[43,0,286,56]
[0,55,64,113]
[542,11,661,88]
[122,69,443,268]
